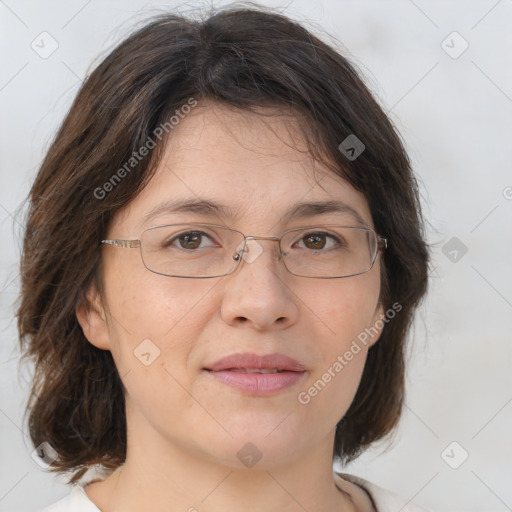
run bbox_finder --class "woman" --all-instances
[18,5,431,511]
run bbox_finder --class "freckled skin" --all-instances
[77,103,382,512]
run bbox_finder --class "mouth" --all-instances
[204,352,306,372]
[204,368,306,395]
[214,368,287,373]
[203,352,307,395]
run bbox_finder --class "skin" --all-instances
[77,102,384,512]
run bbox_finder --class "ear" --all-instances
[76,283,111,350]
[366,302,386,348]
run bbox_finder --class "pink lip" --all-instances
[205,352,306,372]
[204,352,307,396]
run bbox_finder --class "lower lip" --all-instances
[205,370,306,395]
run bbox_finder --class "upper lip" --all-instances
[204,352,306,372]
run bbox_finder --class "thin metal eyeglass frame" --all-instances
[100,223,388,279]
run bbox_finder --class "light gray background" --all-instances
[1,1,511,511]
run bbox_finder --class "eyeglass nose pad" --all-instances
[234,239,264,264]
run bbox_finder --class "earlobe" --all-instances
[76,285,111,350]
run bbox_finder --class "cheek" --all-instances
[305,269,381,348]
[101,253,205,378]
[298,271,380,409]
[101,271,208,430]
[296,331,369,433]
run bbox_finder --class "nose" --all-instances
[220,237,299,330]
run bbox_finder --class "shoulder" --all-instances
[38,484,101,512]
[335,472,435,512]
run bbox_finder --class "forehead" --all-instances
[112,103,373,233]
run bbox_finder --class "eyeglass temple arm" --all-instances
[100,239,141,248]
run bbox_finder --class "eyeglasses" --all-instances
[100,223,387,279]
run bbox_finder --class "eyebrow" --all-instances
[142,197,368,227]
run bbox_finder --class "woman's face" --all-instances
[79,103,384,470]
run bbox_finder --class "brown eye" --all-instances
[163,231,216,250]
[177,232,203,250]
[303,234,327,250]
[296,231,341,251]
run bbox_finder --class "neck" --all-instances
[84,399,364,512]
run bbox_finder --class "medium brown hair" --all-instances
[17,4,429,483]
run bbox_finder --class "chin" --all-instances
[195,422,310,469]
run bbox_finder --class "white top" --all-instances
[39,471,433,512]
